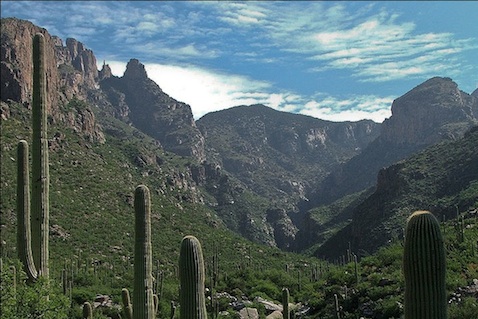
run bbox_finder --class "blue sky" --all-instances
[2,1,477,123]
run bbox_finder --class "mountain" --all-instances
[1,17,477,255]
[309,77,478,207]
[315,125,478,259]
[196,104,379,224]
[2,17,478,319]
[99,59,206,160]
[195,104,380,248]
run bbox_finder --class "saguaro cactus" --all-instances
[179,235,207,319]
[82,302,93,319]
[282,287,290,319]
[403,211,447,319]
[133,185,155,319]
[17,33,49,282]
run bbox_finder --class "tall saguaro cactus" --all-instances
[133,185,155,319]
[179,235,207,319]
[17,33,49,282]
[403,211,447,319]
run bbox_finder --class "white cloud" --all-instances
[143,64,273,119]
[300,95,393,123]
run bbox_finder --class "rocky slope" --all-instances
[315,125,478,259]
[99,59,206,160]
[310,77,478,207]
[197,104,379,201]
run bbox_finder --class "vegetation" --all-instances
[1,30,477,319]
[4,209,477,318]
[1,91,477,319]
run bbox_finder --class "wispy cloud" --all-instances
[5,1,476,83]
[307,18,477,82]
[212,2,477,83]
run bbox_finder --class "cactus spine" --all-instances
[179,235,207,319]
[403,211,447,319]
[133,185,155,319]
[17,33,49,282]
[282,287,290,319]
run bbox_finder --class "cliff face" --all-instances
[1,18,60,113]
[1,18,104,143]
[1,17,205,154]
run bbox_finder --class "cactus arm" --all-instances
[179,235,207,319]
[403,211,447,319]
[17,140,38,281]
[122,288,133,319]
[153,294,159,315]
[133,185,155,319]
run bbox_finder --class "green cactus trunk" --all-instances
[82,302,93,319]
[179,235,207,319]
[17,33,49,282]
[133,185,155,319]
[403,211,447,319]
[282,287,290,319]
[17,140,38,281]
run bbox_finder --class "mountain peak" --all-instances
[123,58,148,79]
[381,76,478,145]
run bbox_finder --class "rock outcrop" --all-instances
[381,77,478,144]
[100,59,206,161]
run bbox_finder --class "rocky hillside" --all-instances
[99,59,206,160]
[197,104,380,211]
[315,125,478,259]
[1,18,104,143]
[310,77,478,207]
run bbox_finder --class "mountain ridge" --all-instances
[1,17,477,253]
